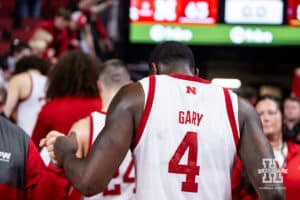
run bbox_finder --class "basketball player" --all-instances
[44,59,135,200]
[45,42,285,199]
[3,55,49,136]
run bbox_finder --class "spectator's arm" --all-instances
[3,76,21,117]
[25,140,70,200]
[90,0,113,15]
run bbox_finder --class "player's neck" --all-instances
[163,65,195,76]
[101,90,116,112]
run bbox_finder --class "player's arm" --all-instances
[67,117,91,158]
[53,83,144,196]
[237,97,285,200]
[3,76,21,117]
[40,118,91,162]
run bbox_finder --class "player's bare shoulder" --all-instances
[110,82,145,113]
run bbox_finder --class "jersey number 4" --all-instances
[168,131,200,192]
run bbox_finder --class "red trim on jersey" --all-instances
[123,159,135,183]
[88,114,94,153]
[19,72,33,102]
[223,88,239,148]
[168,74,211,84]
[133,75,156,148]
[98,110,107,115]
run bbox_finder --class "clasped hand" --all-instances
[40,131,78,166]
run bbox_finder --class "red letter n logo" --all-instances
[186,86,196,95]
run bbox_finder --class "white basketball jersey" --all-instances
[133,74,239,200]
[17,72,47,136]
[84,111,135,200]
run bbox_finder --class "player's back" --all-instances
[17,72,47,136]
[133,74,239,200]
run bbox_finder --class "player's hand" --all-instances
[54,131,78,164]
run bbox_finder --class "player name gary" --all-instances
[178,110,204,127]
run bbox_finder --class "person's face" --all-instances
[256,99,282,137]
[284,100,300,121]
[55,17,69,30]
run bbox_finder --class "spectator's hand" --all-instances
[71,39,80,47]
[99,38,113,52]
[106,0,113,7]
[54,131,78,164]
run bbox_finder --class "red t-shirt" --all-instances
[31,96,101,149]
[232,141,300,200]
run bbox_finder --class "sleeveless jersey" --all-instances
[17,72,47,136]
[133,74,239,200]
[84,111,135,200]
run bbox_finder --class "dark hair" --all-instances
[10,40,30,55]
[15,55,50,75]
[55,8,71,20]
[100,59,130,87]
[149,41,195,68]
[256,95,283,113]
[284,96,300,105]
[46,51,101,99]
[0,56,8,70]
[0,85,7,105]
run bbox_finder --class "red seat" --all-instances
[11,30,28,41]
[0,18,13,30]
[0,41,11,55]
[0,1,15,17]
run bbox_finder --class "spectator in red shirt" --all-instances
[232,95,300,200]
[60,11,88,53]
[31,51,102,150]
[29,8,71,60]
[78,0,113,59]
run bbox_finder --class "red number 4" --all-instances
[168,132,200,193]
